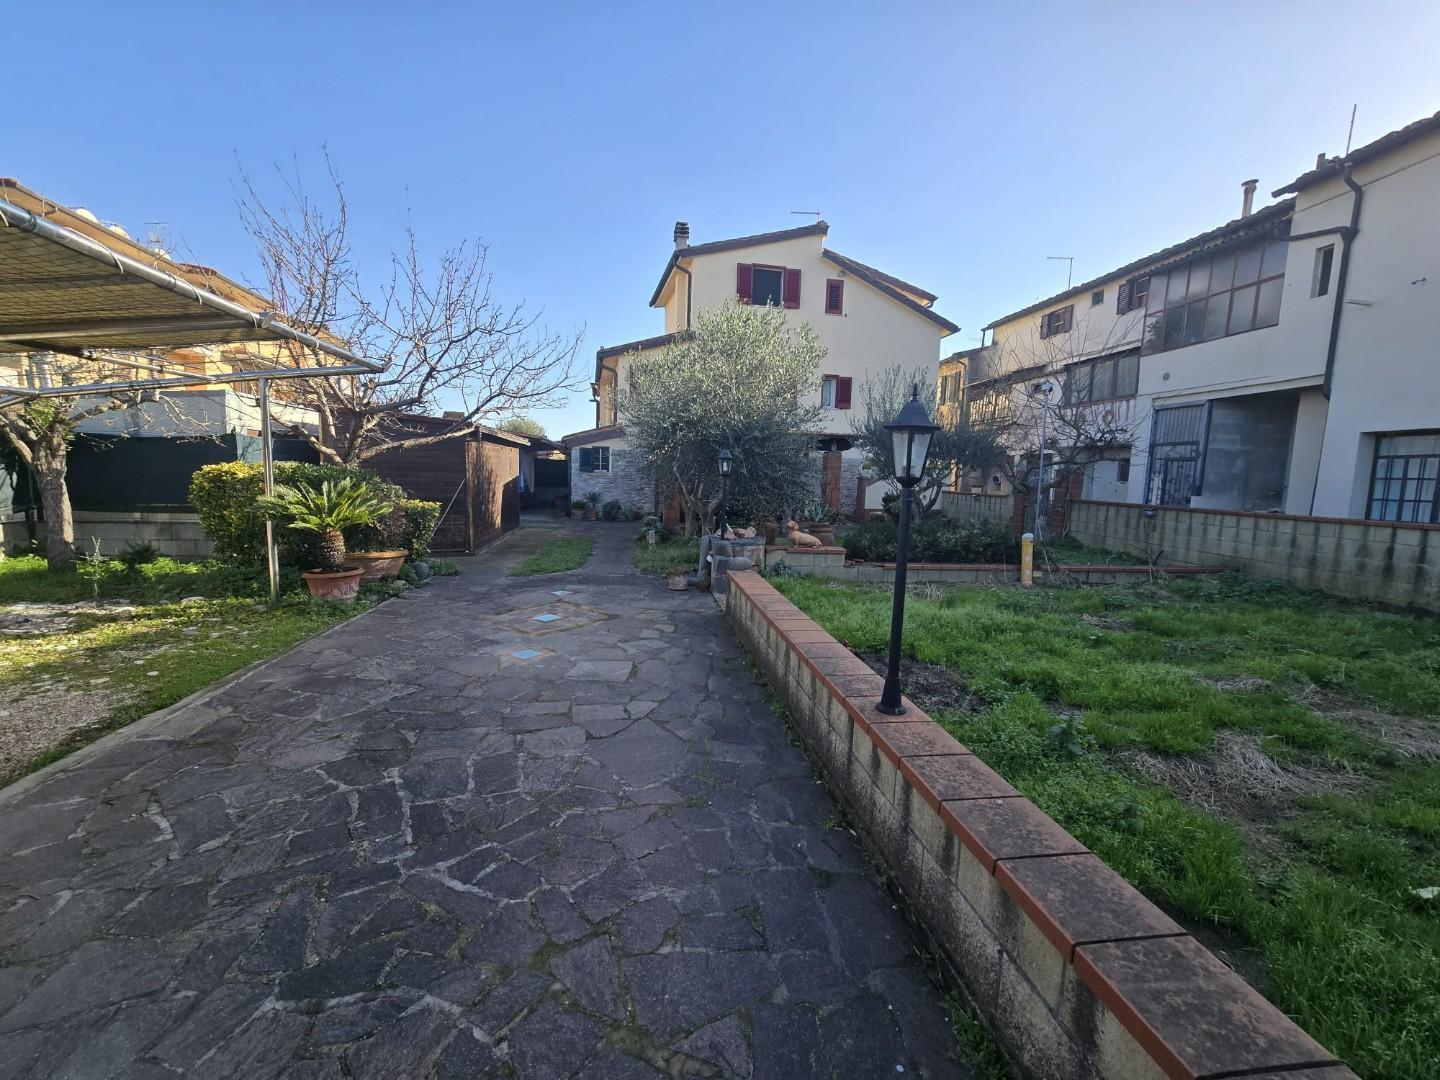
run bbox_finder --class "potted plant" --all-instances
[665,563,691,591]
[584,490,602,520]
[259,478,392,602]
[801,504,839,547]
[349,504,410,581]
[570,498,588,518]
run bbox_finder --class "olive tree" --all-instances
[620,302,825,536]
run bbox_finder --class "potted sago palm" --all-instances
[259,478,392,602]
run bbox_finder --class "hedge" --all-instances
[190,461,440,566]
[841,515,1018,564]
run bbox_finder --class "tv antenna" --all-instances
[1047,255,1074,289]
[1345,103,1358,155]
[789,210,823,220]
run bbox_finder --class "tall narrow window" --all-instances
[825,278,844,315]
[820,375,852,410]
[750,266,784,307]
[1312,245,1335,298]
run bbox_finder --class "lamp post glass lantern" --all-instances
[878,386,940,715]
[717,448,734,535]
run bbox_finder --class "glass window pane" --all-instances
[1378,432,1440,456]
[1069,365,1091,404]
[1263,238,1289,277]
[1209,252,1235,294]
[1203,293,1229,339]
[1184,300,1207,344]
[1146,273,1167,313]
[1234,244,1262,285]
[1116,353,1139,396]
[1142,312,1165,353]
[1164,305,1186,348]
[1255,277,1283,328]
[1167,267,1190,304]
[1229,285,1257,333]
[1092,360,1115,400]
[1186,258,1210,299]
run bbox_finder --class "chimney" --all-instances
[673,221,690,249]
[1240,178,1258,218]
[1316,152,1328,170]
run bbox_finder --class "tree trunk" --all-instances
[31,439,76,572]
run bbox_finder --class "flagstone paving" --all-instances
[0,523,972,1078]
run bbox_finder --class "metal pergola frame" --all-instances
[0,194,388,603]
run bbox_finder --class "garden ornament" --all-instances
[786,520,823,548]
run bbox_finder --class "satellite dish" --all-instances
[72,207,99,223]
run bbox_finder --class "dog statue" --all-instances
[786,520,823,548]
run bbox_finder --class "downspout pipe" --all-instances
[674,263,693,330]
[1322,165,1364,400]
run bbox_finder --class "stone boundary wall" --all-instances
[939,491,1016,528]
[1069,499,1440,610]
[764,546,1217,587]
[724,570,1354,1080]
[0,511,212,560]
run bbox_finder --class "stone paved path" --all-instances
[0,524,970,1079]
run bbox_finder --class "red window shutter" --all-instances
[825,278,844,314]
[835,377,853,410]
[736,263,753,303]
[1117,280,1132,314]
[782,268,801,309]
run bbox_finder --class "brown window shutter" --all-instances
[1117,280,1132,314]
[835,377,853,410]
[782,268,802,309]
[1040,313,1052,339]
[825,278,844,314]
[736,263,753,303]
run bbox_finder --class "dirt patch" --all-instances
[1197,674,1274,694]
[0,601,139,637]
[1113,731,1365,825]
[1294,685,1440,761]
[0,678,133,783]
[856,650,985,715]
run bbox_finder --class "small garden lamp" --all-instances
[878,386,940,715]
[717,448,734,536]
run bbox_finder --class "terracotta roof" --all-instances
[593,330,690,381]
[820,250,958,334]
[982,199,1295,331]
[648,222,830,307]
[561,424,624,446]
[1274,108,1440,195]
[821,250,936,303]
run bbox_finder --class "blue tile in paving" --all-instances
[533,613,562,623]
[551,589,572,596]
[510,648,542,660]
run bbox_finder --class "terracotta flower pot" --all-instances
[804,522,836,547]
[349,550,409,581]
[302,567,364,602]
[666,571,689,591]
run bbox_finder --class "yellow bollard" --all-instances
[1020,532,1034,587]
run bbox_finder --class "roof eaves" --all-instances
[822,250,959,334]
[1273,109,1440,195]
[982,199,1296,331]
[647,222,830,307]
[561,424,624,446]
[593,330,691,381]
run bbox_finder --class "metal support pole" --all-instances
[258,377,280,607]
[877,482,914,715]
[718,476,730,538]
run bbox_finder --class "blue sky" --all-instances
[7,1,1438,438]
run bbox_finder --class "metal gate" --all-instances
[1146,403,1210,506]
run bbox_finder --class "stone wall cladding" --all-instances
[570,448,654,512]
[1069,499,1440,611]
[724,570,1355,1080]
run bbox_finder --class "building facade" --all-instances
[565,220,958,517]
[958,108,1440,524]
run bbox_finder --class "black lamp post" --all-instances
[877,386,940,715]
[717,449,734,536]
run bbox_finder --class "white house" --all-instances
[564,220,958,517]
[962,107,1440,524]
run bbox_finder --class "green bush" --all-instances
[190,461,438,567]
[841,515,1018,564]
[601,499,623,521]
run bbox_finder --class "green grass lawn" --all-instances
[774,573,1440,1080]
[510,536,595,576]
[632,537,701,575]
[0,555,400,785]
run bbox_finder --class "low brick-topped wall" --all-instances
[725,570,1353,1080]
[763,548,1221,587]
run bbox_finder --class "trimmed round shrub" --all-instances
[190,461,439,567]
